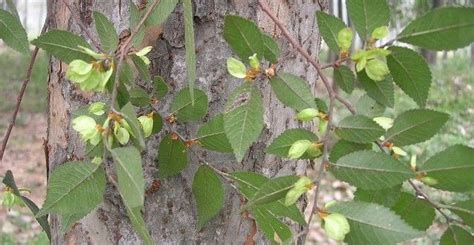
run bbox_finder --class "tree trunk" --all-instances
[46,0,322,244]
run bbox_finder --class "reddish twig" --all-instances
[0,17,50,161]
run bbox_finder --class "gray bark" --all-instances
[46,0,322,244]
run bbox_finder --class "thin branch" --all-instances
[0,17,50,161]
[62,0,104,52]
[110,0,160,111]
[320,57,349,70]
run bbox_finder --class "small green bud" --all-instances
[2,191,15,208]
[366,48,391,59]
[288,140,312,159]
[420,176,438,186]
[371,26,389,40]
[337,28,353,52]
[284,176,313,206]
[365,59,389,81]
[392,146,407,156]
[136,46,153,65]
[373,117,393,130]
[248,53,260,70]
[323,213,350,241]
[138,115,154,138]
[72,115,101,145]
[89,102,106,116]
[227,57,247,78]
[114,122,130,145]
[297,108,319,122]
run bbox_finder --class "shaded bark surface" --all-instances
[46,0,323,244]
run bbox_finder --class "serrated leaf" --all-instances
[357,71,394,108]
[121,103,146,150]
[145,0,178,26]
[111,147,145,209]
[330,150,414,189]
[183,0,196,104]
[157,134,188,178]
[329,140,371,163]
[197,114,233,153]
[387,46,431,107]
[333,65,354,94]
[397,7,474,51]
[3,171,51,240]
[440,226,474,245]
[131,54,151,82]
[447,199,474,228]
[129,87,150,107]
[93,11,118,52]
[347,0,390,40]
[315,98,328,113]
[31,30,93,64]
[192,165,224,230]
[223,15,263,62]
[5,0,20,20]
[261,33,280,63]
[385,109,449,146]
[353,185,401,208]
[316,11,347,53]
[327,201,423,245]
[243,175,299,210]
[355,94,386,118]
[152,75,169,99]
[129,1,144,46]
[37,161,106,217]
[170,88,208,122]
[230,172,305,225]
[391,192,435,230]
[419,145,474,192]
[0,9,29,54]
[335,115,385,143]
[252,207,292,243]
[270,73,317,111]
[266,129,318,159]
[60,211,90,234]
[224,83,264,162]
[126,206,153,245]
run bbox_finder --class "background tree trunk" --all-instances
[46,0,323,244]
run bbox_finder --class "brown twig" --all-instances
[62,0,104,52]
[0,17,50,161]
[321,57,348,69]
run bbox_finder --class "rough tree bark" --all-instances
[46,0,323,244]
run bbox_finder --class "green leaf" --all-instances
[440,226,474,245]
[183,0,196,104]
[131,54,151,82]
[333,65,354,94]
[152,75,169,99]
[2,171,51,240]
[224,83,264,161]
[126,206,153,245]
[387,46,431,107]
[266,129,318,159]
[419,145,474,192]
[316,11,347,53]
[0,9,29,54]
[261,33,280,63]
[252,207,292,243]
[192,165,224,230]
[327,201,423,245]
[357,71,394,108]
[129,1,144,46]
[397,7,474,51]
[111,147,145,209]
[243,175,299,210]
[330,150,414,189]
[121,103,146,150]
[31,30,93,64]
[36,161,106,217]
[60,211,90,234]
[151,112,163,135]
[93,11,118,52]
[355,94,386,118]
[5,0,20,21]
[129,87,150,107]
[230,172,305,225]
[223,15,263,62]
[270,73,317,111]
[315,98,328,113]
[335,115,385,143]
[329,140,371,163]
[170,88,208,122]
[346,0,390,40]
[145,0,178,26]
[385,109,449,146]
[197,114,233,153]
[353,185,401,208]
[157,134,188,178]
[116,82,131,109]
[391,192,435,231]
[447,199,474,228]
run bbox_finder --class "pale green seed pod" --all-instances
[138,115,154,138]
[89,102,106,116]
[323,213,351,241]
[248,53,260,70]
[288,140,312,159]
[284,176,313,206]
[371,26,389,40]
[337,28,353,52]
[420,176,438,186]
[297,108,319,122]
[365,59,390,81]
[226,57,247,78]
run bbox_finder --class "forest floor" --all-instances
[0,50,473,244]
